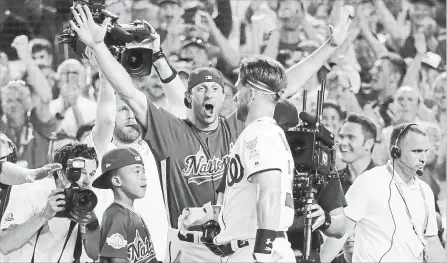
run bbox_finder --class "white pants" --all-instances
[226,238,296,262]
[163,228,225,263]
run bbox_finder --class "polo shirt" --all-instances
[338,160,376,194]
[345,163,438,262]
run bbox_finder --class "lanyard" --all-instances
[386,165,429,245]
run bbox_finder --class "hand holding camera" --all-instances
[42,189,67,220]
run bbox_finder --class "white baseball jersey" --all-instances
[214,117,295,244]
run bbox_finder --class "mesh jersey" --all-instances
[143,99,244,228]
[215,117,295,244]
[99,203,157,263]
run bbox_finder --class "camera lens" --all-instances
[127,52,143,70]
[121,47,153,77]
[72,189,98,214]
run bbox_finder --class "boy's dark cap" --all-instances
[92,147,144,189]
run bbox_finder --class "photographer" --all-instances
[0,143,100,262]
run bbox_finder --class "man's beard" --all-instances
[114,125,141,144]
[236,103,249,122]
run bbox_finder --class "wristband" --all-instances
[318,211,332,231]
[152,49,165,63]
[253,229,276,261]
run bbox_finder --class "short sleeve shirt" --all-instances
[99,203,157,263]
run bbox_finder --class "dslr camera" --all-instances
[59,0,153,77]
[55,159,98,219]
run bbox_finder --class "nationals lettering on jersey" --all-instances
[143,99,244,228]
[182,146,232,185]
[215,117,295,245]
[99,203,157,263]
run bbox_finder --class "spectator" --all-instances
[219,77,237,117]
[0,80,58,168]
[50,59,97,136]
[29,38,58,99]
[0,143,100,262]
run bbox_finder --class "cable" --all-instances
[379,159,397,263]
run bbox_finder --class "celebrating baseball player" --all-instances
[180,56,297,262]
[69,4,352,262]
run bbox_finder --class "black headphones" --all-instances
[390,123,417,159]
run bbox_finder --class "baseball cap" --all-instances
[92,147,144,189]
[184,67,225,108]
[158,0,181,6]
[181,36,208,50]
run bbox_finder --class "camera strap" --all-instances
[31,221,77,263]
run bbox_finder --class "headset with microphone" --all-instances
[390,123,424,176]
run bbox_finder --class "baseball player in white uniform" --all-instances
[178,56,296,262]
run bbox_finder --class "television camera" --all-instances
[58,0,153,77]
[285,80,339,263]
[55,159,98,220]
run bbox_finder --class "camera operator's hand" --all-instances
[69,210,98,225]
[42,189,66,220]
[27,163,63,183]
[306,204,326,231]
[69,5,111,48]
[141,22,160,52]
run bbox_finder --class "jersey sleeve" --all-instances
[344,172,373,222]
[99,209,129,260]
[318,178,347,213]
[144,97,187,161]
[0,185,34,230]
[244,129,288,181]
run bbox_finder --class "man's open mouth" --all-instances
[204,104,214,116]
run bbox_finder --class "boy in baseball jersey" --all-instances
[93,147,158,263]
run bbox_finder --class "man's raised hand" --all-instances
[329,5,354,47]
[141,22,161,53]
[27,163,63,182]
[69,5,111,48]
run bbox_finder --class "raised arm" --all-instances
[92,73,116,154]
[282,5,352,99]
[11,35,53,122]
[71,5,149,129]
[143,23,186,108]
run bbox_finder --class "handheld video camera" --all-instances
[58,0,153,77]
[55,159,98,219]
[285,81,338,262]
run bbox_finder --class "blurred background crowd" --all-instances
[0,0,446,257]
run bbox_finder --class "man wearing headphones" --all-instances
[320,123,446,263]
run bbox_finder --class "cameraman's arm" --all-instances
[320,217,355,263]
[0,188,63,255]
[322,207,346,238]
[91,42,149,129]
[152,54,186,107]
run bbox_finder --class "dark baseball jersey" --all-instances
[144,99,244,228]
[99,203,157,263]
